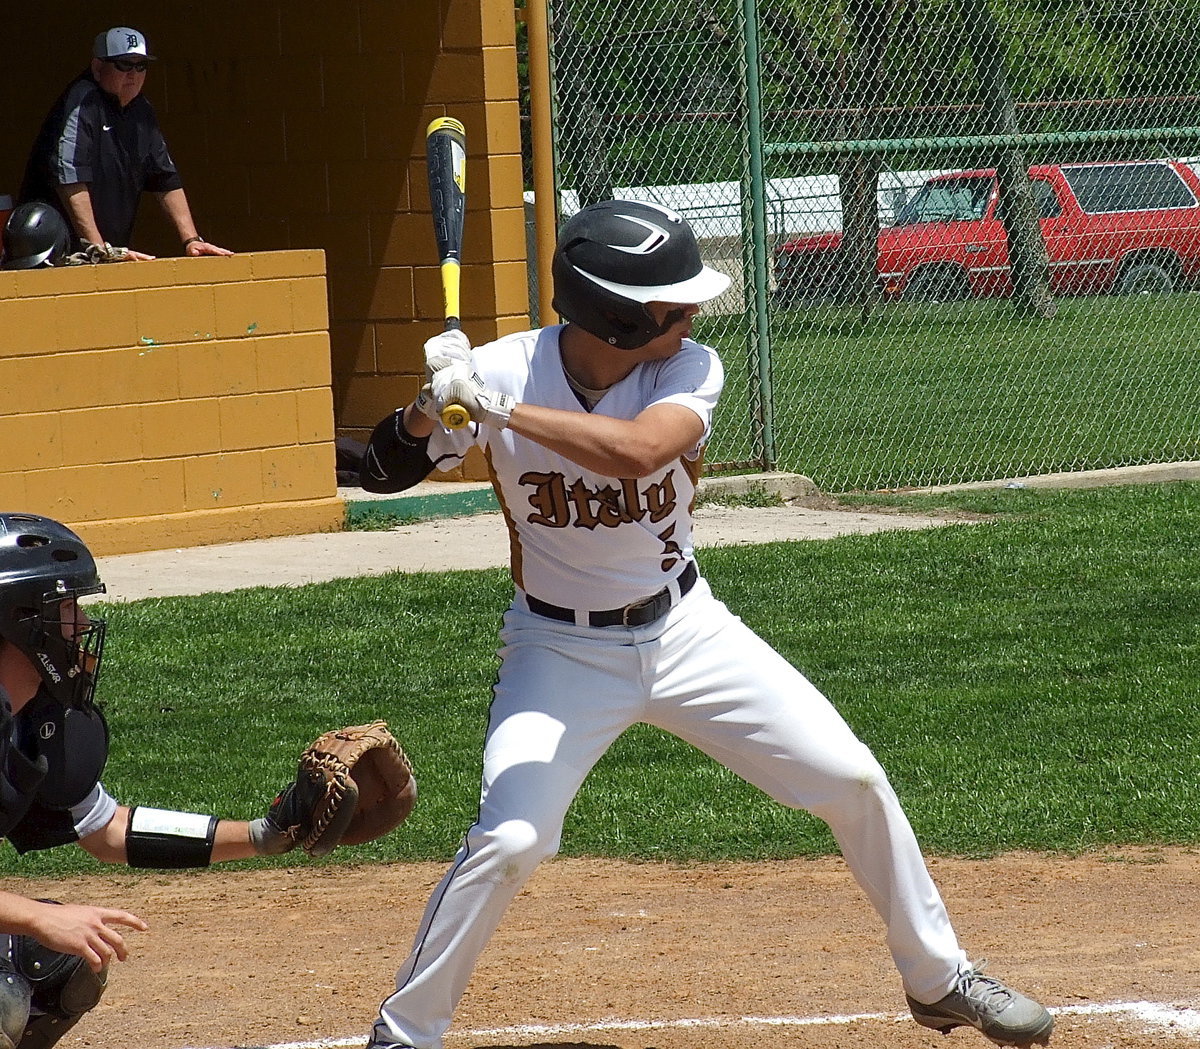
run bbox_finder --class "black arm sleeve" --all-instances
[359,409,436,494]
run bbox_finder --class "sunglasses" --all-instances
[106,58,149,73]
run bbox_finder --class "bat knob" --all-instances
[441,403,471,429]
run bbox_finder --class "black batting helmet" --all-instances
[1,203,71,270]
[551,199,730,349]
[0,513,107,709]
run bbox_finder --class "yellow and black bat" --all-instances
[425,117,470,430]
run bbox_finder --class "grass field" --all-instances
[703,295,1200,488]
[3,482,1196,878]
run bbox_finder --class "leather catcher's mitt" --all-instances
[274,721,416,858]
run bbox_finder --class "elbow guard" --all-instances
[359,410,434,493]
[124,806,218,868]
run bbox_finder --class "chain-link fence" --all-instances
[538,0,1200,490]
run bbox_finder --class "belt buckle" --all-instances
[621,588,668,627]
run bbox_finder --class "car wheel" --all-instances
[902,267,970,302]
[1118,261,1175,295]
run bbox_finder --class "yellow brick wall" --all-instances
[4,0,528,482]
[0,2,529,485]
[0,252,341,555]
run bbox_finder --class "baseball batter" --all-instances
[360,200,1053,1048]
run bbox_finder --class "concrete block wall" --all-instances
[0,1,529,487]
[0,252,341,555]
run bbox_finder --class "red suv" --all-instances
[773,159,1200,303]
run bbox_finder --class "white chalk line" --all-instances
[190,1000,1200,1049]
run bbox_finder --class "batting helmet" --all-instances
[0,514,107,710]
[551,199,730,349]
[1,203,71,270]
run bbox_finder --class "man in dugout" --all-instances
[17,27,231,260]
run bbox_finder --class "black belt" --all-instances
[526,560,698,628]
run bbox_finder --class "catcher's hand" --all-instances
[253,721,416,858]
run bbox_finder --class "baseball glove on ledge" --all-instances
[257,721,416,858]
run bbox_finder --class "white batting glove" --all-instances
[429,361,472,402]
[423,329,474,381]
[432,367,517,430]
[413,383,440,421]
[429,362,475,426]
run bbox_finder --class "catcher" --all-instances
[0,512,415,1049]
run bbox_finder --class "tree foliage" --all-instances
[545,0,1200,190]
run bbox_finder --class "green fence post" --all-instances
[740,0,775,470]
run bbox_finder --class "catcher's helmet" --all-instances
[551,199,730,349]
[1,203,71,270]
[0,513,107,709]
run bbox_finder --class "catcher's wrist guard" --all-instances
[125,806,217,868]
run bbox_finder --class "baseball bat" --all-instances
[425,116,471,430]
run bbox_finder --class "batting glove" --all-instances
[423,329,474,381]
[433,366,517,430]
[413,383,440,422]
[429,361,472,401]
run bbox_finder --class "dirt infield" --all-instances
[15,846,1198,1049]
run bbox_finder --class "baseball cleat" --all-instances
[907,963,1053,1046]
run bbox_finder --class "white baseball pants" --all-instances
[374,577,967,1048]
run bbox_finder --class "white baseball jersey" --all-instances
[427,324,722,610]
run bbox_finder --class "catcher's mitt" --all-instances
[268,721,416,858]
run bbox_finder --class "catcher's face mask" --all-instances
[14,589,107,710]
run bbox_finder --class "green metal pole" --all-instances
[527,0,558,327]
[741,0,775,469]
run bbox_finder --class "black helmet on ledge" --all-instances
[1,203,71,270]
[551,199,730,349]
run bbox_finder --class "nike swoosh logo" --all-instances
[102,124,113,131]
